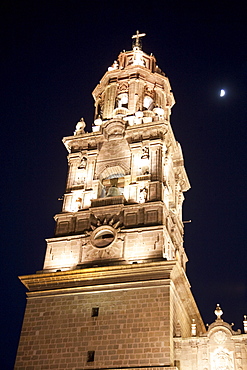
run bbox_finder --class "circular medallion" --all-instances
[213,330,227,344]
[91,226,116,248]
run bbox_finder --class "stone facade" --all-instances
[15,262,204,369]
[174,307,247,370]
[15,33,247,370]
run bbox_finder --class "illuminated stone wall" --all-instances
[43,108,189,272]
[16,260,205,369]
[15,286,172,368]
[174,315,247,370]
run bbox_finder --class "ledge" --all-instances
[19,260,179,295]
[91,195,125,207]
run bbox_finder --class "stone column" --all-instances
[150,141,163,181]
[85,151,98,190]
[66,154,81,191]
[130,144,141,183]
[103,83,117,119]
[128,78,144,113]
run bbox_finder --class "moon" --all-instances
[220,89,225,97]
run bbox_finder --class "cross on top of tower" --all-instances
[132,30,146,50]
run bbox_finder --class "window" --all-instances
[116,93,128,108]
[91,307,99,317]
[87,351,95,362]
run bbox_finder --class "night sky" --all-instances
[1,1,247,368]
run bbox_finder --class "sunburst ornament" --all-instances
[81,214,124,262]
[91,226,117,248]
[90,216,121,248]
[89,214,122,234]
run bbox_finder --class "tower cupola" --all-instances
[92,31,175,130]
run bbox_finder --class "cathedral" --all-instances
[15,32,247,370]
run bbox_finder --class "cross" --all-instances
[132,30,146,49]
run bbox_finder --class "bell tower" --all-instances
[15,33,205,369]
[44,31,190,271]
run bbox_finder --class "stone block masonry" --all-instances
[15,286,172,369]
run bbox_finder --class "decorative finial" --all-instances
[132,30,146,50]
[191,318,197,336]
[214,304,223,320]
[108,60,119,71]
[243,315,247,333]
[74,117,86,135]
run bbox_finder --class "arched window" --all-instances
[116,93,128,108]
[143,96,154,110]
[100,172,125,198]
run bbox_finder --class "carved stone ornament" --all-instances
[103,119,125,140]
[213,330,227,344]
[91,225,117,248]
[82,240,123,261]
[211,349,234,370]
[82,223,124,262]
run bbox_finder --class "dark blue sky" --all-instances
[1,1,247,368]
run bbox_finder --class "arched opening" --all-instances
[116,93,128,108]
[101,173,125,198]
[143,96,154,110]
[99,166,127,198]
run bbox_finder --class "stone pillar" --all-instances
[85,151,98,190]
[130,144,141,183]
[103,83,117,119]
[128,78,144,113]
[150,141,163,181]
[66,154,81,191]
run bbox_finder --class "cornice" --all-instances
[20,260,180,295]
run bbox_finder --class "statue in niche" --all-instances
[95,96,103,119]
[139,187,148,203]
[74,157,87,186]
[141,147,149,174]
[141,147,149,159]
[78,157,87,169]
[106,178,122,197]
